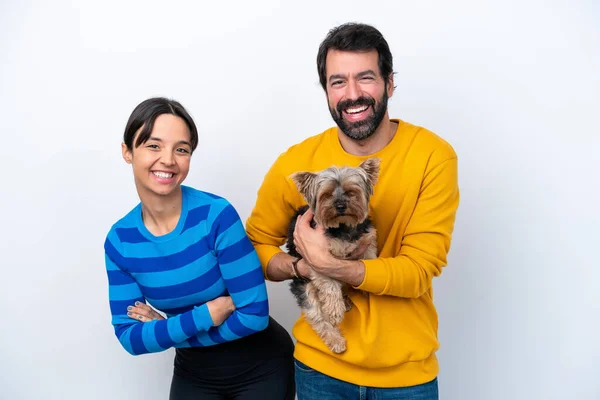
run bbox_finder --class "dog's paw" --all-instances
[328,338,347,354]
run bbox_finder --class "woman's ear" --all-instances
[122,143,133,164]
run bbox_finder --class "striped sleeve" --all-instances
[195,201,269,343]
[104,236,215,355]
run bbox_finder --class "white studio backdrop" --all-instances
[1,0,598,399]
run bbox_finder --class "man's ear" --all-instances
[122,143,133,164]
[387,73,395,98]
[290,171,317,206]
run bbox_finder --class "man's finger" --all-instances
[296,212,305,228]
[300,210,314,227]
[293,238,305,258]
[304,208,314,219]
[294,216,305,237]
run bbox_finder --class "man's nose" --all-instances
[345,79,360,100]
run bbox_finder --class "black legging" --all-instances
[169,356,295,399]
[169,317,295,400]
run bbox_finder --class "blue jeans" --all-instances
[294,359,438,400]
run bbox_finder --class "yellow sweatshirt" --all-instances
[246,119,459,387]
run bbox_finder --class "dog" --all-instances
[285,158,380,353]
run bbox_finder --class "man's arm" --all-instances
[266,252,314,281]
[358,157,459,297]
[246,154,305,280]
[310,258,365,287]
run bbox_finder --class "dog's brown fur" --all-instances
[286,158,380,353]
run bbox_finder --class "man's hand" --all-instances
[293,208,366,286]
[293,208,335,270]
[206,296,235,326]
[127,301,165,322]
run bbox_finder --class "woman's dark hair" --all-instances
[316,22,394,91]
[123,97,198,152]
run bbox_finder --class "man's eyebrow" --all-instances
[328,70,378,83]
[328,74,346,83]
[356,69,377,78]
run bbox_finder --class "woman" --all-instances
[103,97,295,399]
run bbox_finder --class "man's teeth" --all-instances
[153,171,173,178]
[345,105,368,114]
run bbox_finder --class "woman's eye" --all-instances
[177,148,190,154]
[147,144,159,149]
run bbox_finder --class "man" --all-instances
[246,22,459,399]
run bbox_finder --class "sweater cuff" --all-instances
[192,303,214,331]
[354,258,390,294]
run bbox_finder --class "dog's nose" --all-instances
[335,202,347,213]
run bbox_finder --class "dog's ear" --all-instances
[359,158,380,186]
[290,171,317,206]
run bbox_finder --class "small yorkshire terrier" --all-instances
[286,158,380,353]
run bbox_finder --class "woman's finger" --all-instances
[127,310,163,322]
[132,301,152,311]
[127,302,164,321]
[131,301,158,315]
[127,305,152,318]
[127,311,148,322]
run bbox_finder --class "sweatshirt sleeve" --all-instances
[104,239,214,355]
[245,155,298,278]
[193,201,269,344]
[356,157,460,298]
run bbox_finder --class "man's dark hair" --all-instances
[317,23,394,91]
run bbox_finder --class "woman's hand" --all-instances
[207,296,235,326]
[127,301,165,322]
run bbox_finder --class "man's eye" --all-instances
[177,148,190,154]
[332,80,343,86]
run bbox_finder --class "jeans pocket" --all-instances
[294,359,317,374]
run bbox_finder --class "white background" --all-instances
[1,0,598,399]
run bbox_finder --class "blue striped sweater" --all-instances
[104,186,269,355]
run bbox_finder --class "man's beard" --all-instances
[329,91,388,141]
